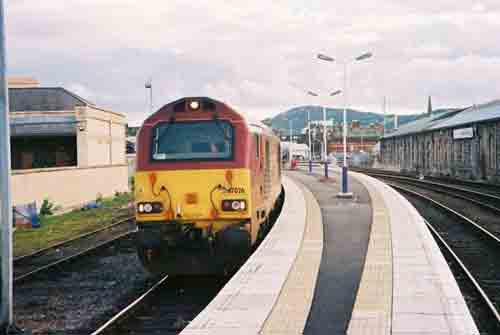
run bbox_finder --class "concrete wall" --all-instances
[11,164,129,209]
[10,95,129,211]
[76,106,126,168]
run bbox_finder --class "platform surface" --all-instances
[289,171,373,334]
[180,169,478,335]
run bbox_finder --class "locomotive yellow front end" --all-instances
[133,97,262,275]
[134,168,254,274]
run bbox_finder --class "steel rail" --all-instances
[389,183,500,325]
[89,274,170,335]
[353,167,498,192]
[14,216,135,264]
[388,184,500,245]
[368,172,500,201]
[14,230,134,283]
[352,168,500,200]
[425,219,500,324]
[370,174,500,215]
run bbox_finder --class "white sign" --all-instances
[453,127,474,140]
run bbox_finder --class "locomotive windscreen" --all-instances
[151,120,234,161]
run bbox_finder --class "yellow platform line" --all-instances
[260,177,324,335]
[347,172,393,335]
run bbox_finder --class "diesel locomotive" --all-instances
[134,97,282,275]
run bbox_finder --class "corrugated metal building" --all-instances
[380,101,500,182]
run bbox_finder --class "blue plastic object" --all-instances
[82,201,103,210]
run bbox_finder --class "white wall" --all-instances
[11,165,129,209]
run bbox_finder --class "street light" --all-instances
[282,116,294,169]
[289,83,318,174]
[317,51,373,197]
[308,89,342,178]
[145,78,153,114]
[0,0,13,330]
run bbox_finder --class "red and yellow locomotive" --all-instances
[134,97,282,275]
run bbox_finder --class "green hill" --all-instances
[271,106,422,132]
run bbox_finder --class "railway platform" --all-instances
[180,169,479,335]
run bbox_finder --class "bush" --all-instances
[40,198,55,216]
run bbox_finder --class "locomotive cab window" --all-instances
[152,120,234,161]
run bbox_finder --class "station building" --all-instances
[380,100,500,182]
[8,77,129,209]
[327,121,382,154]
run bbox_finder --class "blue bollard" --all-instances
[342,166,348,193]
[309,160,312,173]
[324,161,328,178]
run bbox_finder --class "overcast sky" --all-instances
[6,1,500,124]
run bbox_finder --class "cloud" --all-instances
[6,1,500,123]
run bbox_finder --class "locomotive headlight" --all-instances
[189,100,200,110]
[143,203,153,213]
[231,201,241,210]
[137,202,163,214]
[221,200,247,212]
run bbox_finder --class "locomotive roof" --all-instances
[144,97,276,137]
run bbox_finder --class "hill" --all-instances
[271,106,422,132]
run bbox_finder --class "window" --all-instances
[152,120,233,161]
[11,136,77,170]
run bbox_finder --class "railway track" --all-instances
[352,168,500,211]
[355,168,500,242]
[389,184,500,333]
[14,216,135,282]
[88,275,227,335]
[14,232,152,334]
[351,167,500,197]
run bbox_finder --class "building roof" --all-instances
[428,100,500,131]
[10,115,78,137]
[380,103,500,139]
[7,77,40,88]
[9,87,95,112]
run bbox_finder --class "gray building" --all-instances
[7,79,128,209]
[380,100,500,182]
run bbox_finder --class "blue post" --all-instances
[342,166,348,193]
[324,161,329,178]
[308,160,312,173]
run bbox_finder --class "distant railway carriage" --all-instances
[134,97,282,275]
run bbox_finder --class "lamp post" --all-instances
[317,51,373,196]
[307,107,312,173]
[145,78,153,114]
[289,118,293,168]
[282,117,294,168]
[0,0,13,330]
[288,83,318,174]
[307,90,341,178]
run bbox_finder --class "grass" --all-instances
[13,192,134,258]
